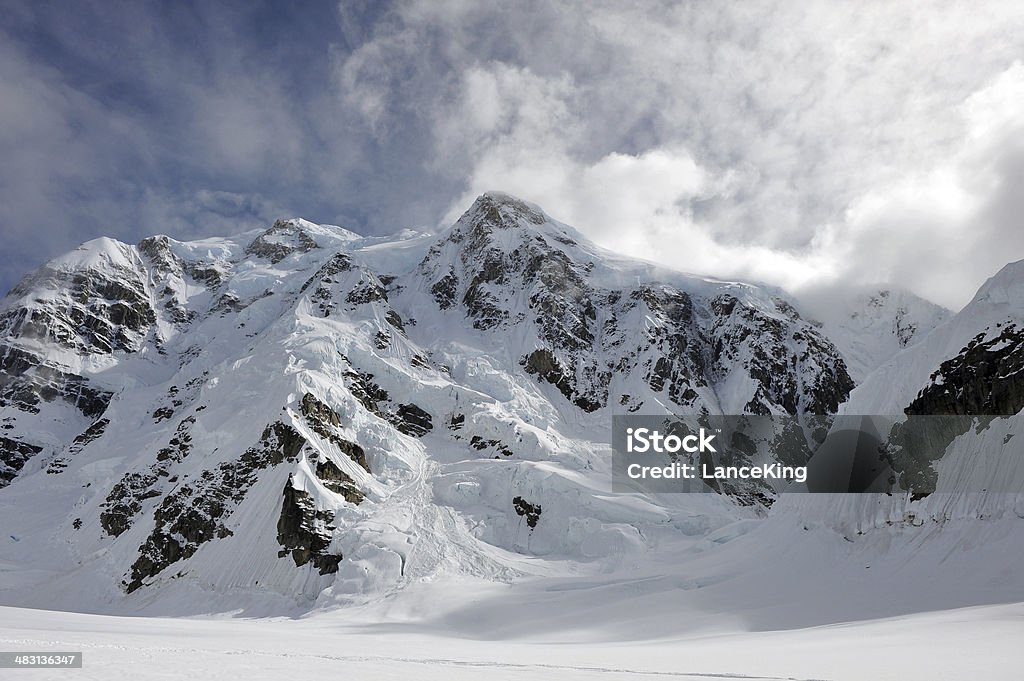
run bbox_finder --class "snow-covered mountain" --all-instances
[0,193,855,611]
[0,192,1020,616]
[806,287,951,381]
[844,259,1024,416]
[783,258,1024,534]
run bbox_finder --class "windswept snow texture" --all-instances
[0,194,1023,680]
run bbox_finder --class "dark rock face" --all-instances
[314,457,364,504]
[139,235,224,289]
[419,194,853,417]
[300,253,354,292]
[385,309,405,332]
[152,406,175,422]
[0,242,160,484]
[907,324,1024,417]
[524,246,596,352]
[0,345,112,419]
[887,323,1024,495]
[297,253,407,343]
[125,421,306,592]
[461,193,547,230]
[513,496,542,528]
[431,271,459,309]
[339,369,434,439]
[101,469,160,538]
[277,476,341,575]
[394,403,433,437]
[300,392,369,472]
[137,235,178,271]
[300,253,356,317]
[344,369,390,417]
[101,416,197,538]
[708,295,855,415]
[245,220,319,264]
[301,392,341,428]
[522,349,601,413]
[1,261,156,356]
[346,279,388,306]
[0,436,43,485]
[469,436,513,457]
[621,286,703,409]
[697,427,774,508]
[212,293,246,315]
[46,417,109,474]
[618,286,851,416]
[141,237,219,331]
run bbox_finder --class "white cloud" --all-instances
[5,0,1024,312]
[346,0,1022,309]
[828,61,1024,308]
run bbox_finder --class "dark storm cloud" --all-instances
[0,0,457,296]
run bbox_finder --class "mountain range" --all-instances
[1,192,1020,616]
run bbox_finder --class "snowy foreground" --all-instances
[6,513,1024,681]
[3,598,1022,680]
[6,504,1024,680]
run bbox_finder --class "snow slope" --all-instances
[843,259,1024,415]
[3,602,1023,681]
[777,259,1024,542]
[806,286,950,382]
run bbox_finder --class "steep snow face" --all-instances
[777,260,1024,534]
[0,237,155,486]
[807,287,951,382]
[0,194,1012,617]
[844,260,1024,416]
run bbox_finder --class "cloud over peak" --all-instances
[2,0,1023,309]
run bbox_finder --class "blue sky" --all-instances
[2,1,1023,308]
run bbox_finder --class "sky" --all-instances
[1,0,1023,310]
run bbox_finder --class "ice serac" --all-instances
[6,192,988,618]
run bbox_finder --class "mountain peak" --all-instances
[970,258,1024,309]
[805,285,951,382]
[244,219,321,264]
[459,192,548,231]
